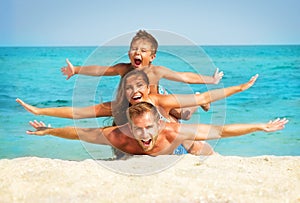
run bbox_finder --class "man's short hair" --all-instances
[126,102,160,123]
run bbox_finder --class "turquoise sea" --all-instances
[0,45,299,160]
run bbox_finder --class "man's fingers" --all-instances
[39,121,46,127]
[29,120,46,128]
[26,130,35,135]
[29,121,37,128]
[279,118,289,125]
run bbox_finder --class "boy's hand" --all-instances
[212,68,224,84]
[61,58,75,80]
[26,120,51,135]
[263,118,289,132]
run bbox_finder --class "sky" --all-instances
[1,0,300,46]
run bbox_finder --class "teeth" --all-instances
[133,95,142,100]
[141,139,151,145]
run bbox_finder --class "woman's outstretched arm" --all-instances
[16,98,112,119]
[156,74,258,110]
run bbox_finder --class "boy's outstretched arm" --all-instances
[61,59,124,80]
[16,98,112,119]
[160,66,224,84]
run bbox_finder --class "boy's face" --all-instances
[128,39,156,69]
[130,112,160,152]
[125,75,149,105]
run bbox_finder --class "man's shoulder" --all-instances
[161,122,181,143]
[107,125,130,142]
[163,122,180,134]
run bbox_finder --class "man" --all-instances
[27,102,288,156]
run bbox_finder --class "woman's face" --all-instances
[125,75,149,105]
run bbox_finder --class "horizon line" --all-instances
[0,43,299,48]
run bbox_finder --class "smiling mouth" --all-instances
[132,95,142,101]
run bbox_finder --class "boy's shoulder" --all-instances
[115,62,131,68]
[114,63,133,75]
[149,65,175,78]
[150,65,169,73]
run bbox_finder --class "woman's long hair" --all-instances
[112,70,150,126]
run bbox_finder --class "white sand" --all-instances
[0,155,299,202]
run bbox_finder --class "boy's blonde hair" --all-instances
[130,30,158,54]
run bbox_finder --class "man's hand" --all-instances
[61,58,75,80]
[26,120,52,135]
[263,118,289,132]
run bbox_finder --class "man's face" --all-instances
[128,39,156,69]
[130,112,160,152]
[125,75,149,105]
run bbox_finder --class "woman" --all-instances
[112,70,258,125]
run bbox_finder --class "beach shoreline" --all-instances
[0,155,299,202]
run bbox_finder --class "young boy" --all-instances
[61,30,224,117]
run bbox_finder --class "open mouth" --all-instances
[141,139,152,146]
[134,59,142,66]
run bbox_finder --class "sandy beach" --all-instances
[0,155,299,202]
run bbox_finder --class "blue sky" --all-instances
[1,0,299,46]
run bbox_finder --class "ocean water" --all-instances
[0,45,299,160]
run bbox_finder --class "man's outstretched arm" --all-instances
[179,118,288,141]
[26,120,111,144]
[219,118,289,137]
